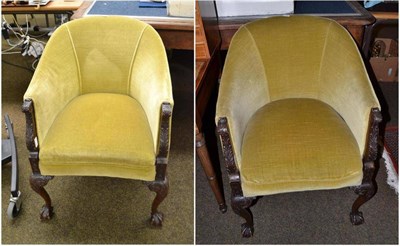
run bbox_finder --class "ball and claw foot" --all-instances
[350,211,364,225]
[219,203,228,213]
[241,223,254,238]
[39,205,53,220]
[150,212,164,227]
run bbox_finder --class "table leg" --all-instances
[196,128,227,213]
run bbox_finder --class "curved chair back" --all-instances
[46,16,170,95]
[217,16,380,165]
[24,16,173,151]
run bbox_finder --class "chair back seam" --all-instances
[127,25,149,95]
[65,25,82,95]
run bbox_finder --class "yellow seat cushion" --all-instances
[39,93,156,181]
[241,98,363,197]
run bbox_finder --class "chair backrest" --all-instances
[56,16,165,95]
[223,15,365,101]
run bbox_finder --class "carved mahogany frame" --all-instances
[22,99,173,226]
[217,117,255,238]
[148,102,172,227]
[22,99,54,220]
[216,107,382,237]
[350,107,382,225]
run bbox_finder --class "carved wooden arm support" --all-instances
[217,117,245,197]
[22,99,39,152]
[350,107,382,225]
[358,107,382,186]
[363,108,383,163]
[154,102,173,181]
[22,98,42,174]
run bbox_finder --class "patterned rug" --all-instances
[384,126,398,173]
[383,126,398,194]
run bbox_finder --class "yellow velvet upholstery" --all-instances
[23,16,173,181]
[39,93,156,180]
[216,16,380,197]
[242,99,362,196]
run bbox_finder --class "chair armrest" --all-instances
[319,78,380,156]
[216,117,241,182]
[318,23,381,155]
[128,26,174,153]
[23,25,80,146]
[215,26,270,168]
[154,102,172,181]
[363,108,382,162]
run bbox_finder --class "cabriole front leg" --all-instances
[147,170,169,227]
[350,161,376,225]
[231,182,255,237]
[28,153,54,220]
[30,173,54,220]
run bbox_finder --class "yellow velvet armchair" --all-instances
[22,16,173,226]
[216,16,382,237]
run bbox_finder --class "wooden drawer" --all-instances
[196,42,209,60]
[196,0,209,59]
[196,27,204,42]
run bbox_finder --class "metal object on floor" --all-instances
[2,114,22,219]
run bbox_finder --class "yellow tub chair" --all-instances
[216,16,382,237]
[22,16,173,226]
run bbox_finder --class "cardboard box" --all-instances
[370,38,398,82]
[371,38,398,57]
[370,57,398,82]
[167,0,194,17]
[215,0,294,17]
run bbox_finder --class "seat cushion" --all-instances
[39,93,156,181]
[241,98,362,197]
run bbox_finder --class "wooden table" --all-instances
[196,57,227,213]
[2,0,83,26]
[71,1,193,50]
[2,1,83,13]
[362,11,398,57]
[218,1,375,50]
[196,0,227,213]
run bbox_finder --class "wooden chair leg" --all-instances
[148,177,169,227]
[29,173,54,220]
[217,117,256,237]
[351,108,382,225]
[350,161,376,225]
[231,191,255,238]
[23,100,55,221]
[230,182,255,238]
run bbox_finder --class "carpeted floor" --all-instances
[2,49,194,244]
[196,157,398,244]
